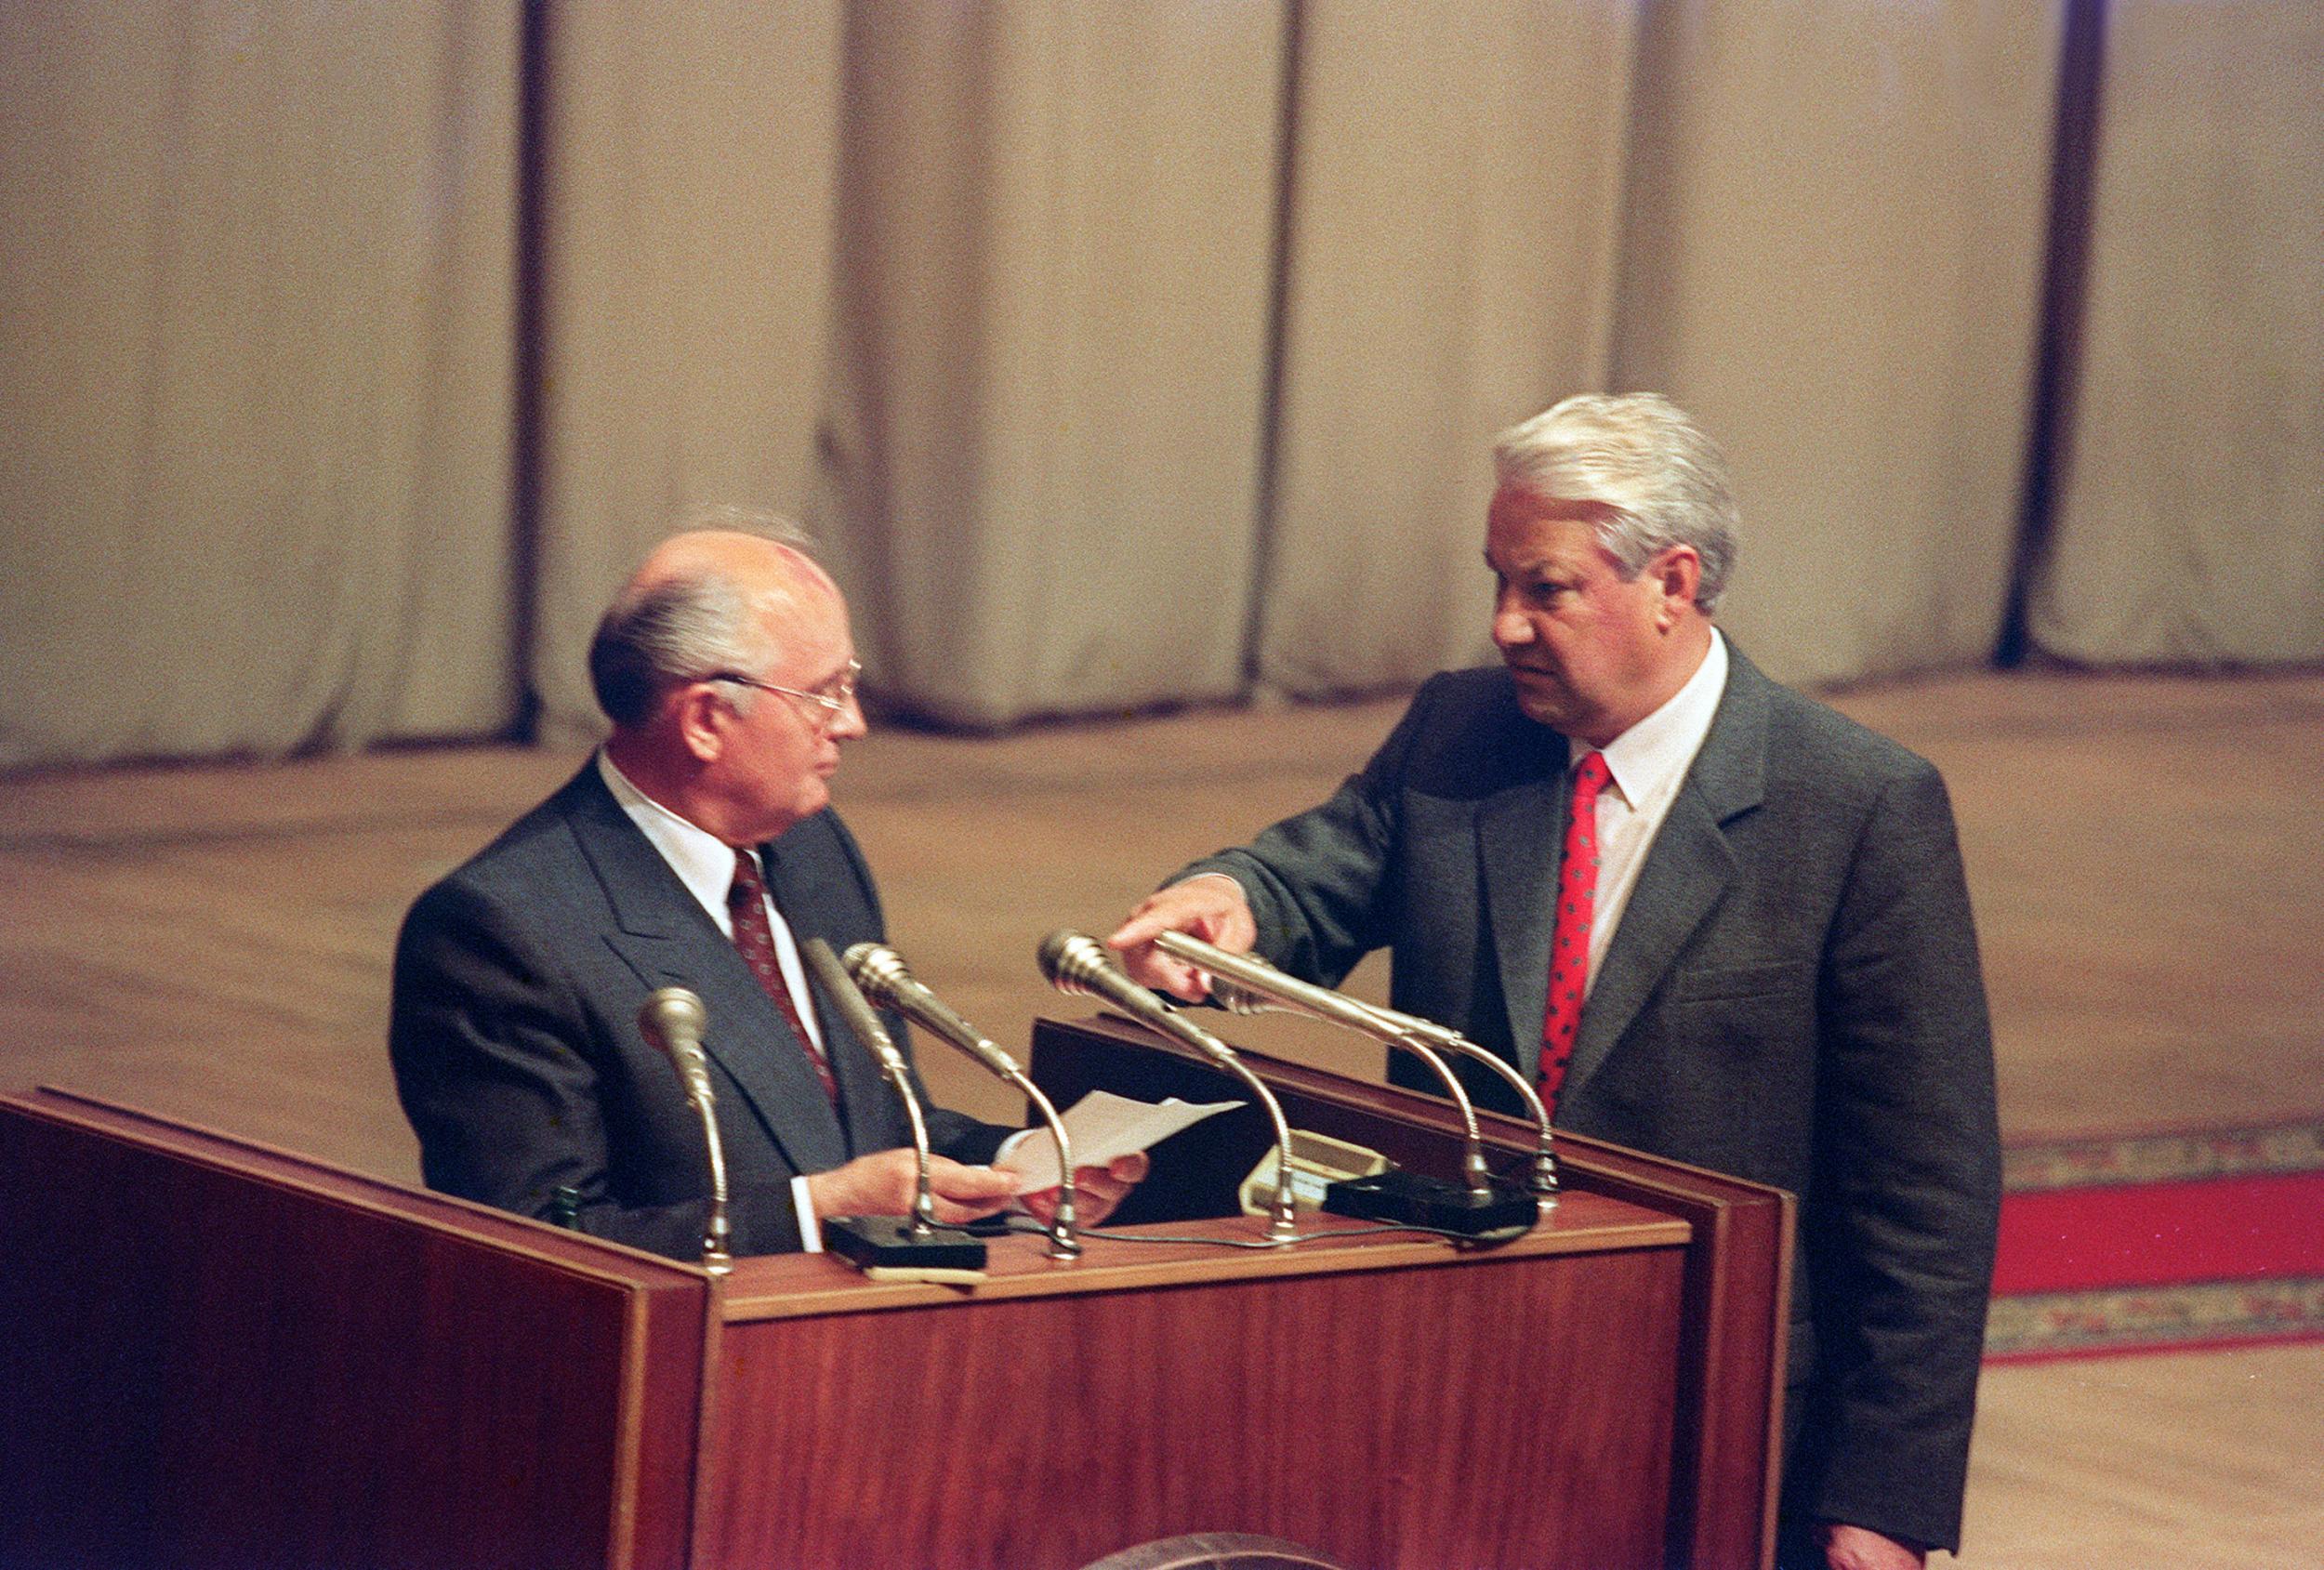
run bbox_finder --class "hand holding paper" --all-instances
[996,1089,1243,1194]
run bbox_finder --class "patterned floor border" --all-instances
[2000,1118,2324,1193]
[1985,1117,2324,1362]
[1985,1275,2324,1362]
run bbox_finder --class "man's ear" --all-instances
[1650,546,1703,627]
[673,683,729,763]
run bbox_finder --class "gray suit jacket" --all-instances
[1187,646,2000,1552]
[390,763,1008,1260]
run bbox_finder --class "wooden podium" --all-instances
[0,1017,1789,1570]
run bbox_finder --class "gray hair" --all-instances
[587,508,814,728]
[1491,392,1739,611]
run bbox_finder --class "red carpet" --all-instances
[1984,1117,2324,1362]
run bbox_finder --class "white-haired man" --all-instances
[394,522,1141,1258]
[1112,394,2000,1570]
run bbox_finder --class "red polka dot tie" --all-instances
[728,851,839,1103]
[1538,750,1611,1113]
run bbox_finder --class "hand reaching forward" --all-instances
[1106,875,1256,1001]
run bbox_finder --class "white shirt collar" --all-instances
[598,756,835,1248]
[1572,627,1729,810]
[596,749,748,936]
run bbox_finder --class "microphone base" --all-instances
[1322,1169,1538,1239]
[824,1216,989,1273]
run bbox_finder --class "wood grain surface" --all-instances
[0,1090,709,1570]
[704,1238,1684,1570]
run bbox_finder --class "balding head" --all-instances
[627,527,838,608]
[591,514,866,845]
[588,522,840,729]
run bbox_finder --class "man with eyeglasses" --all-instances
[390,520,1142,1258]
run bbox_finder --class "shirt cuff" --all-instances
[1171,871,1248,895]
[790,1173,823,1253]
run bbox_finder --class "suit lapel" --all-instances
[1481,769,1566,1079]
[761,833,892,1155]
[1559,792,1736,1101]
[561,769,851,1175]
[1558,648,1772,1106]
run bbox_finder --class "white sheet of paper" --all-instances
[995,1089,1243,1192]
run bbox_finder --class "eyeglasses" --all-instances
[707,659,862,729]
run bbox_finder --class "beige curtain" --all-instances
[812,2,1286,728]
[4,0,2315,772]
[1604,0,2062,687]
[0,3,519,767]
[525,0,847,745]
[1253,1,1635,698]
[2027,1,2324,665]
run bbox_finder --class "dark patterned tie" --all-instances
[727,850,838,1102]
[1538,750,1611,1113]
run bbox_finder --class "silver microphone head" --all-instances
[799,937,905,1069]
[1037,930,1121,997]
[841,941,910,1007]
[638,986,707,1055]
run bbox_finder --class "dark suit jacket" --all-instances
[1185,645,2000,1553]
[390,763,1009,1260]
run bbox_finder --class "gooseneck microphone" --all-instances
[1156,933,1493,1194]
[801,941,936,1232]
[842,943,1083,1258]
[1344,999,1560,1200]
[1158,930,1560,1200]
[1037,930,1301,1244]
[1151,933,1543,1237]
[799,939,987,1273]
[636,987,733,1275]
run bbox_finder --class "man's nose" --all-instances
[1491,598,1532,648]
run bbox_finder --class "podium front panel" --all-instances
[703,1215,1687,1570]
[0,1088,710,1570]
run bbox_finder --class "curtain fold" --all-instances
[527,0,846,746]
[2,1,2312,772]
[1605,0,2061,687]
[813,2,1285,728]
[2027,0,2324,666]
[0,2,520,768]
[1252,0,1636,699]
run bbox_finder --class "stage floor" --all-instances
[5,665,2320,1565]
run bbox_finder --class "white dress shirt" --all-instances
[1571,629,1729,996]
[597,750,829,1247]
